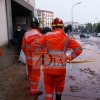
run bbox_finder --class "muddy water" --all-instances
[64,38,100,99]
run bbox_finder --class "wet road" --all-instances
[89,36,100,42]
[63,37,100,99]
[75,35,100,42]
[64,37,100,99]
[0,37,100,100]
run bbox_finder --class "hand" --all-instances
[66,56,71,62]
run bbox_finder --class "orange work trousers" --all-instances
[44,73,65,100]
[28,65,40,94]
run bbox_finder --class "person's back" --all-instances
[22,28,43,66]
[43,28,67,74]
[22,17,44,95]
[36,17,83,100]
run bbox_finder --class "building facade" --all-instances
[64,21,79,29]
[79,24,87,28]
[0,0,35,70]
[35,9,54,27]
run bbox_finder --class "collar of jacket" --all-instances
[52,28,66,36]
[32,28,40,33]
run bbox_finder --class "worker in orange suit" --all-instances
[0,49,2,56]
[36,17,83,100]
[22,17,45,95]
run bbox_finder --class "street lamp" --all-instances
[95,18,98,24]
[72,2,81,37]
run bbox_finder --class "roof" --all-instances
[35,9,53,13]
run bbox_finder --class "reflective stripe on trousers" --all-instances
[56,92,62,95]
[30,82,39,85]
[30,88,38,92]
[46,94,53,98]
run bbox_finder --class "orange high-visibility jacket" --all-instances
[36,28,83,74]
[22,28,45,66]
[0,49,2,56]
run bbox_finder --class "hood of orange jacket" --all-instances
[25,28,41,49]
[26,28,40,43]
[46,28,66,45]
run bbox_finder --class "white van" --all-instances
[97,33,100,37]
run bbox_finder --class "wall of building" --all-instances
[0,0,35,46]
[0,0,8,46]
[24,0,35,10]
[0,0,15,70]
[64,21,79,28]
[0,0,35,70]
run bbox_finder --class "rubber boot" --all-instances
[56,94,61,100]
[30,91,43,95]
[25,75,29,80]
[97,97,100,100]
[35,91,43,95]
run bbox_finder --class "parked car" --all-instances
[97,33,100,37]
[80,33,89,38]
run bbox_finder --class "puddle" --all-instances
[68,76,76,81]
[83,44,99,50]
[70,85,79,92]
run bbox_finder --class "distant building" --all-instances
[64,22,70,27]
[36,9,54,27]
[80,24,86,28]
[64,21,88,29]
[64,21,79,29]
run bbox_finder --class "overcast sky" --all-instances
[35,0,100,24]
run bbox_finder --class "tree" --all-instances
[85,23,93,33]
[92,23,97,32]
[97,23,100,33]
[78,26,85,33]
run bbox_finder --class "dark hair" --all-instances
[38,27,43,32]
[30,24,39,28]
[40,27,52,34]
[64,25,72,33]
